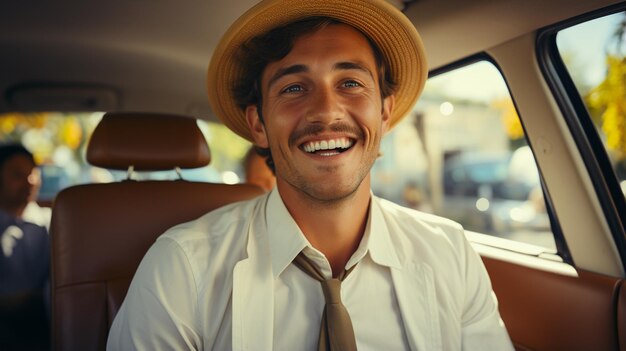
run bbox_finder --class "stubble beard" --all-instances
[278,145,378,209]
[274,121,381,208]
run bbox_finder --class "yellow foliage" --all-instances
[0,117,16,134]
[60,118,83,150]
[205,122,251,171]
[585,55,626,159]
[492,97,524,140]
[0,112,89,164]
[0,112,50,139]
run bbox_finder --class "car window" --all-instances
[556,11,626,198]
[371,60,557,251]
[0,112,252,203]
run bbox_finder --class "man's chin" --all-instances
[300,182,365,205]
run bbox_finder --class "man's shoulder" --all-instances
[158,194,265,248]
[373,196,472,272]
[374,195,464,234]
[139,195,266,280]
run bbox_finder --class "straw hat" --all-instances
[207,0,428,142]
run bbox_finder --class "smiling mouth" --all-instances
[300,137,355,156]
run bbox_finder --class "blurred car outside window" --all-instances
[371,61,557,251]
[556,11,626,198]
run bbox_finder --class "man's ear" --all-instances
[246,105,269,148]
[381,94,395,134]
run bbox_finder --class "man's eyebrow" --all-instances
[267,64,308,89]
[334,61,374,79]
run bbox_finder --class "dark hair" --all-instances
[0,144,35,171]
[244,146,275,176]
[233,16,397,173]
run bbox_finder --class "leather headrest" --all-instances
[87,112,211,171]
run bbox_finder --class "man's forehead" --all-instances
[1,157,34,175]
[261,22,379,78]
[286,21,375,54]
[6,154,34,165]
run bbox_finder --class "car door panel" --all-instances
[482,255,622,351]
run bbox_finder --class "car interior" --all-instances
[0,0,625,350]
[50,112,264,350]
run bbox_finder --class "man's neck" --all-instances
[277,182,371,277]
[0,203,24,219]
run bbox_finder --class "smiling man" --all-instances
[244,22,394,276]
[108,0,514,350]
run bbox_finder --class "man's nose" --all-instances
[305,86,343,124]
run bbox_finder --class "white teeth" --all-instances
[302,138,354,153]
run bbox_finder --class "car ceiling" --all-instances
[0,0,621,122]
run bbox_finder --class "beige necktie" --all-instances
[293,252,358,351]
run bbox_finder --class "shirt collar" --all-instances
[361,195,401,269]
[266,188,309,278]
[266,189,401,278]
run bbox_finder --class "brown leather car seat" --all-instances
[50,112,264,351]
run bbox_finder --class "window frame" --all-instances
[536,3,626,271]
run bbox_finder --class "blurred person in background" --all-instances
[244,146,276,192]
[0,143,50,351]
[22,166,52,230]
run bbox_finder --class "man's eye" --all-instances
[342,80,361,88]
[281,85,304,94]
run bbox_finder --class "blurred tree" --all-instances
[203,122,251,173]
[0,112,95,165]
[492,97,525,149]
[58,117,83,150]
[0,113,48,141]
[585,15,626,159]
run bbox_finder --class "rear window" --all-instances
[0,112,252,203]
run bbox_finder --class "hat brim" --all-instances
[207,0,428,142]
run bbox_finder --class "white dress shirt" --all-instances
[107,189,514,350]
[268,188,409,351]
